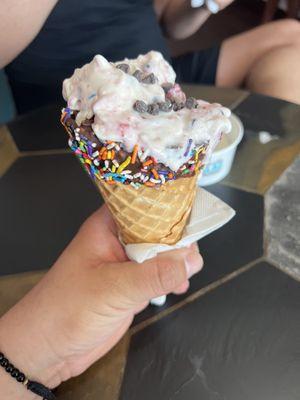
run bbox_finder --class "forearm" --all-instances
[161,0,211,40]
[0,0,58,68]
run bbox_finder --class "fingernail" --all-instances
[185,251,203,279]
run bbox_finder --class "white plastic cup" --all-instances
[198,113,244,187]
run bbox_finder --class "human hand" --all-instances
[0,205,203,395]
[214,0,234,10]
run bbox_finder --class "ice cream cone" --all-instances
[97,174,199,245]
[61,51,232,248]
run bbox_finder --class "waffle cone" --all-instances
[96,174,198,245]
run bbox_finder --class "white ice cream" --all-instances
[63,51,231,171]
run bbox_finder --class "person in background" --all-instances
[1,0,300,115]
[0,206,203,399]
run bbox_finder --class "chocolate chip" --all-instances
[119,150,126,159]
[116,63,129,73]
[185,97,198,109]
[162,83,173,93]
[133,100,148,113]
[82,118,94,126]
[173,102,185,111]
[142,73,157,84]
[148,103,160,115]
[158,99,172,112]
[133,70,143,81]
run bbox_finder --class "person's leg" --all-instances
[246,44,300,104]
[216,19,300,103]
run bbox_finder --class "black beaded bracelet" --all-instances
[0,352,56,400]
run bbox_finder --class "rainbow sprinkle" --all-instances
[62,109,207,189]
[184,139,193,157]
[151,169,159,180]
[117,157,131,173]
[131,145,139,164]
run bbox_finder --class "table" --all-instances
[0,86,299,399]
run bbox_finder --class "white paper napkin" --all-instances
[125,187,235,306]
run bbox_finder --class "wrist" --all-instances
[0,365,38,400]
[0,303,64,390]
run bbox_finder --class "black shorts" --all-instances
[171,45,220,85]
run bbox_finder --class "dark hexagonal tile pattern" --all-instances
[232,93,300,137]
[265,156,300,279]
[7,103,66,151]
[223,93,300,194]
[121,262,300,400]
[0,153,102,275]
[134,184,264,325]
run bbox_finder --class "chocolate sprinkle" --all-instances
[162,83,173,93]
[158,99,172,112]
[133,70,143,82]
[147,103,160,115]
[173,102,185,111]
[133,100,148,113]
[185,97,198,109]
[116,63,129,73]
[62,110,208,188]
[142,73,157,84]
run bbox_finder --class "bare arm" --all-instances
[155,0,211,40]
[0,0,59,68]
[155,0,234,40]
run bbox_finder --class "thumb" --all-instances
[118,246,203,304]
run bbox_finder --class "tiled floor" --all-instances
[0,86,299,399]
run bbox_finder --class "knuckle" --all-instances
[188,244,204,272]
[277,19,300,36]
[284,18,300,29]
[153,257,181,294]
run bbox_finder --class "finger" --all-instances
[173,243,202,295]
[133,301,149,315]
[96,204,119,236]
[68,205,126,264]
[185,245,203,278]
[118,247,203,304]
[82,204,118,237]
[189,242,200,252]
[173,280,190,295]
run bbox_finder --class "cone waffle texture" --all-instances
[96,175,199,245]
